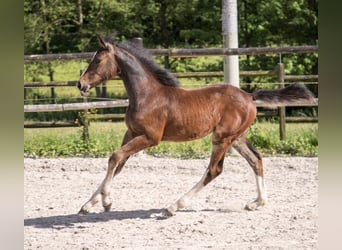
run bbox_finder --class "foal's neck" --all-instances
[116,49,159,104]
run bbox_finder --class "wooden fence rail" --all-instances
[24,45,318,62]
[24,98,318,113]
[23,72,318,89]
[24,121,78,128]
[24,100,129,112]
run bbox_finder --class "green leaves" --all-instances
[24,0,317,55]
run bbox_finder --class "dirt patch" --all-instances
[24,153,318,249]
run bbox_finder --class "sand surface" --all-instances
[24,153,318,249]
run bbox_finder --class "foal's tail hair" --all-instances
[251,83,316,108]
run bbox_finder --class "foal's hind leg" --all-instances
[164,140,230,216]
[79,130,137,214]
[232,136,267,210]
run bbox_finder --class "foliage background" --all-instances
[24,0,318,75]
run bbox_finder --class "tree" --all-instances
[24,0,318,75]
[238,0,318,77]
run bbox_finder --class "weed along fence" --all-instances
[24,45,318,141]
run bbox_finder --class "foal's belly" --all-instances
[161,114,218,142]
[161,127,213,142]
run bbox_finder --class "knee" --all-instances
[109,152,117,163]
[108,152,121,168]
[204,167,223,185]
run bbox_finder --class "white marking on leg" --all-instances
[256,175,267,202]
[166,169,209,215]
[79,160,119,214]
[101,176,114,208]
[79,181,104,214]
[245,175,267,211]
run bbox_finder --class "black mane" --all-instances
[104,36,180,87]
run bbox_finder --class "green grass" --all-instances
[24,121,318,158]
[24,122,126,157]
[247,121,318,156]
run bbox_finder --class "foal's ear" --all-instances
[96,34,107,49]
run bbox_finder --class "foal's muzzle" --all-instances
[77,81,90,96]
[77,81,82,91]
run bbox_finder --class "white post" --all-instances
[222,0,240,155]
[222,0,240,87]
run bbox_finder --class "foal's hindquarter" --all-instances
[161,85,266,215]
[79,83,267,216]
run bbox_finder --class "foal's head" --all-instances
[77,34,119,96]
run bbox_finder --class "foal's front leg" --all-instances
[78,132,154,214]
[78,155,126,214]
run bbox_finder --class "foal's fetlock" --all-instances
[103,203,112,212]
[101,191,112,212]
[176,197,187,209]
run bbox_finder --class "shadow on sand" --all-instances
[24,209,164,229]
[24,207,240,229]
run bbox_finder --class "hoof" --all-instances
[103,203,112,212]
[244,199,266,211]
[150,209,175,219]
[161,208,175,217]
[78,207,89,215]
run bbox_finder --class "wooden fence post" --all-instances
[101,82,107,98]
[79,69,90,143]
[48,62,55,103]
[82,97,90,143]
[277,62,286,140]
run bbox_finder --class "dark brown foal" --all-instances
[77,34,315,217]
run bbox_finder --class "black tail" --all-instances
[251,83,316,108]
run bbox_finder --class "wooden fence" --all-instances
[24,45,318,140]
[24,45,317,62]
